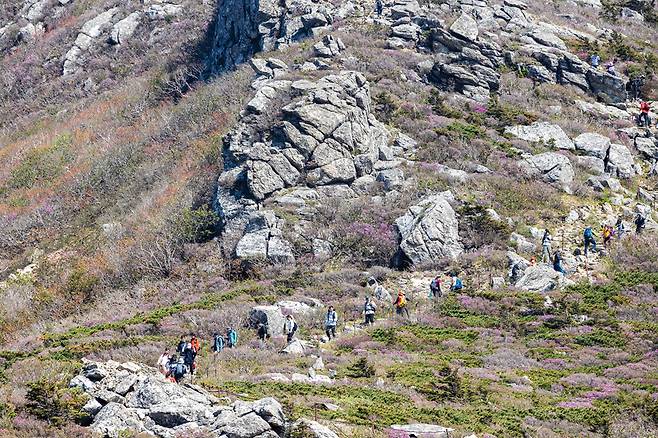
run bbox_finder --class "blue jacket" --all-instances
[227,330,238,347]
[213,335,225,352]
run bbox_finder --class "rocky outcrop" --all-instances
[63,8,119,76]
[514,264,569,292]
[207,0,337,73]
[394,192,463,266]
[70,360,287,438]
[217,71,394,261]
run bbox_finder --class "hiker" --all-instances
[635,213,646,234]
[606,59,616,75]
[553,251,567,275]
[590,53,600,68]
[212,332,225,353]
[393,291,410,318]
[639,101,651,127]
[615,217,625,240]
[541,229,552,263]
[601,224,613,248]
[429,276,442,299]
[171,357,187,383]
[630,75,645,100]
[529,256,536,266]
[450,274,463,292]
[158,348,171,376]
[177,335,186,355]
[583,226,597,256]
[364,296,376,325]
[325,306,338,340]
[183,341,196,375]
[190,334,200,353]
[257,323,269,346]
[284,315,298,344]
[227,327,238,348]
[375,0,383,16]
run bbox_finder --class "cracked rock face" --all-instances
[394,192,464,266]
[216,71,392,263]
[70,360,287,438]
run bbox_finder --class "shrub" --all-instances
[25,378,88,426]
[6,133,73,191]
[344,358,375,378]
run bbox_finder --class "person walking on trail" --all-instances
[171,357,187,383]
[635,213,646,234]
[182,341,196,375]
[364,296,376,325]
[227,327,238,348]
[553,251,567,275]
[583,226,597,256]
[429,276,442,299]
[450,274,463,292]
[541,229,552,263]
[639,101,651,127]
[212,332,225,353]
[393,291,410,318]
[257,323,269,346]
[615,217,625,240]
[284,315,298,344]
[158,348,171,376]
[606,59,617,76]
[590,53,600,68]
[375,0,383,16]
[177,336,186,355]
[190,334,200,353]
[602,224,613,248]
[325,306,338,340]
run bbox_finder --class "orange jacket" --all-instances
[190,337,200,353]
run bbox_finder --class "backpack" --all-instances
[454,278,463,289]
[397,294,406,307]
[174,363,185,378]
[292,322,298,334]
[584,228,593,239]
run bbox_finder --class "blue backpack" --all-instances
[454,278,463,289]
[584,228,593,239]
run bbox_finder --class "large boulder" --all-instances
[248,305,287,336]
[91,402,147,438]
[515,264,568,292]
[574,132,611,159]
[586,70,627,104]
[395,192,464,266]
[518,152,574,186]
[505,122,574,150]
[234,211,295,264]
[450,13,478,42]
[606,143,638,179]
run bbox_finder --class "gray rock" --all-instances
[114,374,138,396]
[110,11,141,45]
[528,29,566,50]
[519,152,574,186]
[313,35,345,58]
[515,264,567,292]
[389,424,454,437]
[635,136,658,159]
[450,13,479,42]
[220,412,272,438]
[291,418,339,438]
[586,69,627,104]
[91,403,147,438]
[148,399,213,428]
[576,156,605,175]
[505,122,575,150]
[282,339,306,355]
[574,132,610,159]
[82,398,103,416]
[251,397,286,429]
[587,175,622,192]
[70,375,95,391]
[376,168,405,191]
[395,192,464,265]
[249,305,286,336]
[606,143,637,179]
[63,8,119,75]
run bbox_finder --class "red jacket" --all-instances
[640,102,650,113]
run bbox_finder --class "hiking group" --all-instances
[534,213,646,277]
[157,329,237,383]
